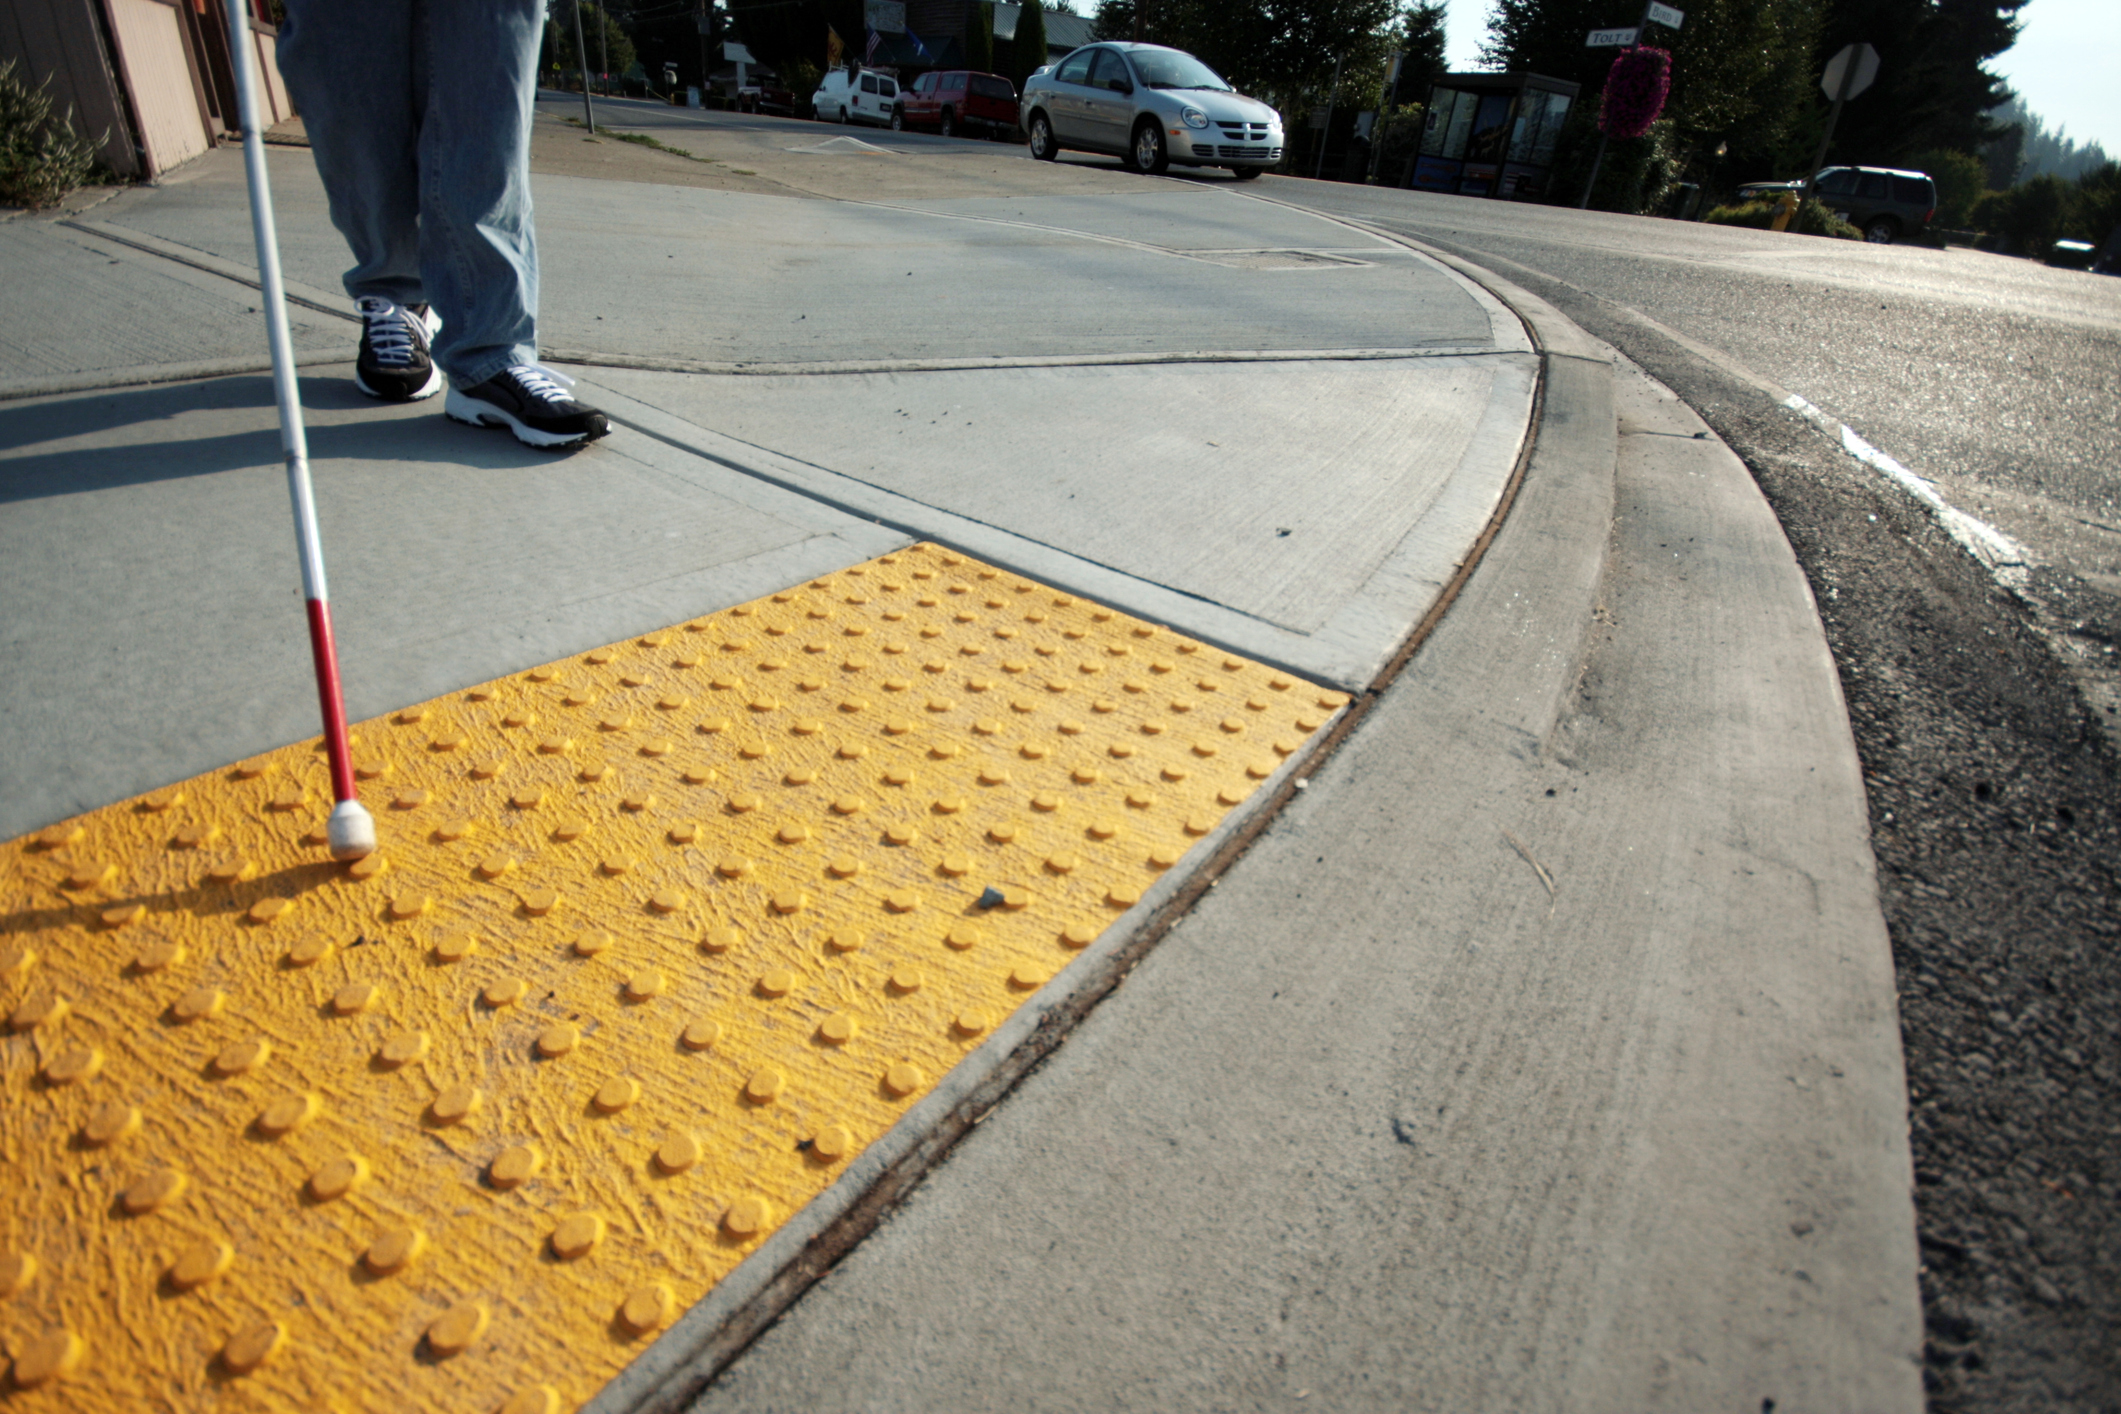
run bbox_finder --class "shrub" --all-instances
[1369,102,1423,185]
[0,58,103,210]
[1703,197,1860,239]
[2077,162,2121,248]
[1910,148,1986,228]
[1973,174,2078,255]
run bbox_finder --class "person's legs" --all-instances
[275,0,423,307]
[417,0,544,388]
[426,0,608,447]
[278,0,442,399]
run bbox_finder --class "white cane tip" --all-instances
[326,800,377,861]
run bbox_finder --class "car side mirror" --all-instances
[1107,79,1131,94]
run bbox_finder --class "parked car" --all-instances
[1020,42,1284,178]
[810,67,901,127]
[736,80,797,117]
[1736,165,1937,244]
[897,69,1019,138]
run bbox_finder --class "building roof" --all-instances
[990,4,1096,52]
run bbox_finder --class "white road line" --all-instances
[1779,392,2028,582]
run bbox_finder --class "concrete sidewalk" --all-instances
[0,107,1920,1412]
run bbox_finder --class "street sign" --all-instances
[1645,2,1685,29]
[1586,26,1639,46]
[1821,43,1880,101]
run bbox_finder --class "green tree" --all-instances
[1092,0,1395,108]
[1972,172,2075,253]
[1394,0,1447,99]
[1008,0,1049,91]
[550,1,637,78]
[1484,0,1820,183]
[1815,0,2025,163]
[966,1,995,73]
[1909,147,1986,226]
[2078,162,2121,248]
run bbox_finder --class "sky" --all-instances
[1440,0,2121,156]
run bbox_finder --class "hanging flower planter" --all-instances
[1599,46,1671,140]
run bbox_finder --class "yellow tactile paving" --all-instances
[0,543,1346,1411]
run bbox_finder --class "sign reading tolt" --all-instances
[1585,26,1639,46]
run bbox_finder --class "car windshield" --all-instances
[1129,49,1231,92]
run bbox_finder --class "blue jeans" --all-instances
[276,0,543,388]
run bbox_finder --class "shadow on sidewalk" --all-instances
[0,375,576,504]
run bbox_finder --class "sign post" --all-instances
[1795,42,1880,219]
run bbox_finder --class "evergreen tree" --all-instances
[1993,96,2112,181]
[1815,0,2024,162]
[967,1,994,73]
[1394,0,1448,101]
[1008,0,1049,90]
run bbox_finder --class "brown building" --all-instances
[2,0,294,182]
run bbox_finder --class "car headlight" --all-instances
[1181,108,1209,129]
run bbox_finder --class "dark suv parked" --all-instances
[1738,166,1937,244]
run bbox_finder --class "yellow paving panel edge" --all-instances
[0,543,1345,1412]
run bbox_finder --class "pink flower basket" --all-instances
[1599,45,1670,140]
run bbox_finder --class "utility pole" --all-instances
[1313,51,1343,181]
[572,0,597,131]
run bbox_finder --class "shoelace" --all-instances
[503,364,578,408]
[356,297,426,368]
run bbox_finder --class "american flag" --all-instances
[865,26,880,63]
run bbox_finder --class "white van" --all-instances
[810,67,900,127]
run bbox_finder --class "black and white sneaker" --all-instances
[354,296,443,401]
[445,365,611,449]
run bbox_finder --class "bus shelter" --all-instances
[1415,72,1580,201]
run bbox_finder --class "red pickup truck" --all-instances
[896,70,1019,139]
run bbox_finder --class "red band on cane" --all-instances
[305,598,358,804]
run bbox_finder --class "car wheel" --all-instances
[1229,165,1261,181]
[1028,112,1058,161]
[1865,217,1897,244]
[890,107,903,130]
[940,108,955,138]
[1129,120,1169,175]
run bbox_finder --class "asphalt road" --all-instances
[1252,175,2121,1413]
[1263,182,2121,599]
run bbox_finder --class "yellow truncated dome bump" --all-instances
[0,544,1336,1410]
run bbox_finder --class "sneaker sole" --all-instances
[444,388,609,449]
[355,365,445,401]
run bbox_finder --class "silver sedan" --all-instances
[1021,43,1284,178]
